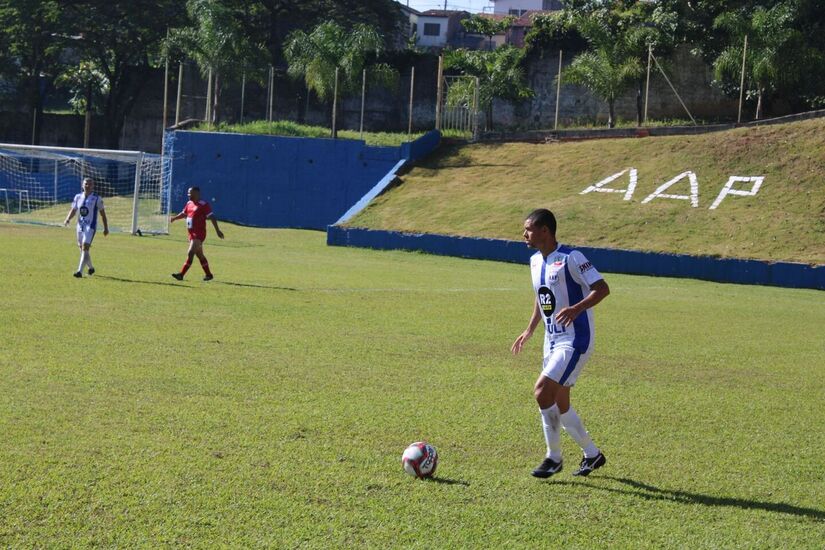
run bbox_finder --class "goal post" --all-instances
[0,143,171,235]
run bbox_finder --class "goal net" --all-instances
[0,143,171,234]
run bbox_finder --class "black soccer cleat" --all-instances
[88,268,95,276]
[203,274,213,281]
[531,457,563,478]
[171,273,184,281]
[73,271,82,278]
[572,452,606,477]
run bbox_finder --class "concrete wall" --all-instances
[327,226,825,290]
[496,45,739,129]
[165,130,441,229]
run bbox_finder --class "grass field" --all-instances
[349,117,825,265]
[1,222,824,547]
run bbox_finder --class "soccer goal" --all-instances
[0,143,171,234]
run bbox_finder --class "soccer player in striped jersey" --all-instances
[63,177,109,278]
[511,208,610,478]
[170,186,224,281]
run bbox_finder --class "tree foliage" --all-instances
[461,14,516,50]
[712,2,825,117]
[443,46,534,130]
[284,20,397,102]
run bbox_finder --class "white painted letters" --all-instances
[709,176,764,210]
[582,170,764,209]
[641,171,700,207]
[579,168,637,201]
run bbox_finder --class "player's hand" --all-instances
[511,330,533,355]
[104,228,109,236]
[170,216,176,223]
[216,229,224,239]
[555,305,581,327]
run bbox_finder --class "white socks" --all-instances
[560,407,600,459]
[539,404,562,461]
[77,250,93,273]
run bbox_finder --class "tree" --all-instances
[558,9,647,128]
[58,1,187,148]
[283,20,397,135]
[0,0,65,144]
[712,2,824,119]
[169,0,269,125]
[461,14,516,51]
[443,46,534,131]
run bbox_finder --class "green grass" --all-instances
[196,120,441,147]
[349,117,825,265]
[1,222,824,547]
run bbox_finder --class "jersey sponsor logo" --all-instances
[79,206,89,217]
[538,285,556,317]
[579,261,593,273]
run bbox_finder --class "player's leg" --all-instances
[83,242,95,275]
[74,229,89,277]
[531,356,564,478]
[193,239,213,280]
[82,227,96,275]
[173,239,197,280]
[543,347,606,476]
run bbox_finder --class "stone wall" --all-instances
[0,46,761,153]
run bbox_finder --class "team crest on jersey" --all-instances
[552,255,564,266]
[79,206,89,216]
[538,285,556,316]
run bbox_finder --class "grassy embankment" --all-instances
[348,117,825,265]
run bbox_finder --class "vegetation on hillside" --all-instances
[347,117,825,265]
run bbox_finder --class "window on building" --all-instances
[542,0,564,9]
[508,9,528,16]
[423,23,441,36]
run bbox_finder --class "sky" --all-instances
[403,0,493,14]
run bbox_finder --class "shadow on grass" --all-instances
[554,475,825,521]
[96,275,189,288]
[215,281,298,291]
[425,477,470,487]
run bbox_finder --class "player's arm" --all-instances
[64,206,77,226]
[511,299,542,355]
[170,210,186,222]
[100,208,109,236]
[208,213,224,239]
[555,279,610,327]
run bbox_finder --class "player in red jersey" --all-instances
[170,186,224,281]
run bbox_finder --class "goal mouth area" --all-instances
[0,144,171,235]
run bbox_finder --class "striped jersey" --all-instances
[530,245,603,353]
[72,193,104,230]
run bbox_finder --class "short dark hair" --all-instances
[526,208,556,234]
[189,186,200,192]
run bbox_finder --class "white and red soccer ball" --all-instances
[401,442,438,478]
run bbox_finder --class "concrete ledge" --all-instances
[327,226,825,291]
[480,108,825,143]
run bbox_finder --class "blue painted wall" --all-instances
[165,130,440,229]
[327,226,825,291]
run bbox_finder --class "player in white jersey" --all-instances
[511,208,610,478]
[63,177,109,278]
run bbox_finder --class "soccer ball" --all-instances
[401,442,438,478]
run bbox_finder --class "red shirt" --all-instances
[184,200,212,238]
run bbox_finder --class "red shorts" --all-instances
[188,231,206,242]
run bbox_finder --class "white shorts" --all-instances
[76,226,96,247]
[541,346,591,387]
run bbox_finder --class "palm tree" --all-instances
[560,11,644,128]
[170,0,267,125]
[283,20,397,136]
[713,2,822,120]
[443,45,534,131]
